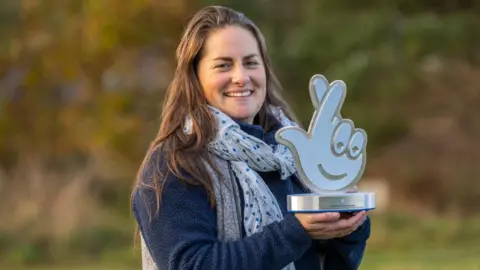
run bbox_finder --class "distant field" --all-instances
[15,246,480,270]
[362,246,480,270]
[5,214,480,270]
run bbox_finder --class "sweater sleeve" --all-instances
[319,217,371,270]
[132,153,313,270]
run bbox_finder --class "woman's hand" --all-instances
[345,185,359,193]
[295,210,368,240]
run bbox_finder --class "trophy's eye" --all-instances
[332,121,352,155]
[348,131,365,158]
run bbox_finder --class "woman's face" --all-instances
[197,25,267,124]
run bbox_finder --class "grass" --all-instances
[17,246,480,270]
[4,213,480,270]
[360,213,480,270]
[13,243,480,270]
[362,246,480,270]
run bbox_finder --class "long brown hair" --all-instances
[131,5,298,224]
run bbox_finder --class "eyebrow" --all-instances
[212,54,259,61]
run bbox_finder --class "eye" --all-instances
[245,61,259,68]
[348,130,366,158]
[331,121,352,156]
[214,63,231,70]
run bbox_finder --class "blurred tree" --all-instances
[0,1,479,264]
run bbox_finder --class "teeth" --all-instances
[225,91,251,97]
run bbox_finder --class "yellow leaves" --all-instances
[21,0,40,11]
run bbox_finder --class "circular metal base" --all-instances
[287,192,376,213]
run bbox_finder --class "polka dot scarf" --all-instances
[185,105,299,244]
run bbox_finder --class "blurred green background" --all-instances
[0,0,479,269]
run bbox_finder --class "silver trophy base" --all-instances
[287,192,375,213]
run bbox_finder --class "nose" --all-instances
[232,65,250,86]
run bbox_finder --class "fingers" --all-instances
[316,211,367,232]
[297,212,340,225]
[345,185,358,193]
[317,80,346,125]
[308,74,346,124]
[330,211,367,232]
[323,211,368,238]
[347,129,367,159]
[332,120,354,155]
[295,212,341,239]
[309,74,329,109]
[295,211,368,240]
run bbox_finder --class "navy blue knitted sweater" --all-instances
[132,120,370,270]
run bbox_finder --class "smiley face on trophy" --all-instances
[276,74,375,213]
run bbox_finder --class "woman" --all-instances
[131,5,370,270]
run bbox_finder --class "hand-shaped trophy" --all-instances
[276,74,375,212]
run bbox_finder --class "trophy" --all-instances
[275,74,375,213]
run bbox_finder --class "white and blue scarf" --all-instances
[185,105,299,270]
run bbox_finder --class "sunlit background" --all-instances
[0,1,479,269]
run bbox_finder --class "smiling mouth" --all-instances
[317,164,347,180]
[224,91,253,97]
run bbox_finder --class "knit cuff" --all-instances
[282,213,313,246]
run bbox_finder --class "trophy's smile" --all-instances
[317,164,347,180]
